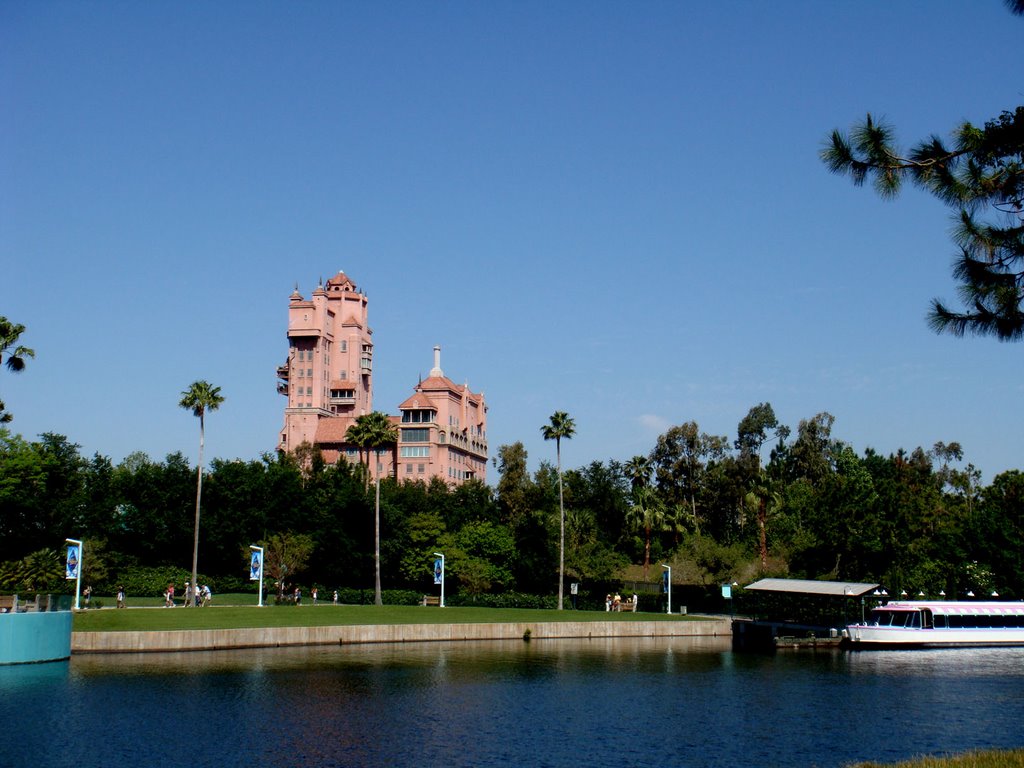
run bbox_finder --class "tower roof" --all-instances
[326,271,357,292]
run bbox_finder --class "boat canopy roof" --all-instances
[878,601,1024,616]
[744,578,880,597]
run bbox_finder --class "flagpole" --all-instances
[66,538,83,610]
[433,553,445,608]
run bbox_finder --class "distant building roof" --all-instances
[398,394,438,410]
[744,578,880,597]
[314,416,357,445]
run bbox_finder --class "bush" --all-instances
[318,588,425,606]
[446,591,558,610]
[97,566,245,598]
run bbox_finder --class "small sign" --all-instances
[721,584,732,600]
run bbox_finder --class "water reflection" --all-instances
[4,639,1024,768]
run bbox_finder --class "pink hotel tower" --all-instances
[277,271,488,484]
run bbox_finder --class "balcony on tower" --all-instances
[276,361,290,396]
[329,385,356,405]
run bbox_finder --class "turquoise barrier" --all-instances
[0,611,73,665]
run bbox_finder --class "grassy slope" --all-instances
[848,751,1024,768]
[72,602,702,632]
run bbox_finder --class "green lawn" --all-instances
[848,750,1024,768]
[72,601,702,632]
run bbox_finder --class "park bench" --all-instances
[0,594,47,613]
[422,595,441,606]
[616,599,637,613]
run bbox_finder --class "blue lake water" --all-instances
[2,637,1024,768]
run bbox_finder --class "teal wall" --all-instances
[0,612,73,665]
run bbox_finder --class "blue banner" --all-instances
[662,570,669,593]
[434,558,443,585]
[66,545,80,580]
[250,551,262,581]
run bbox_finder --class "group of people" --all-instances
[289,586,340,605]
[165,581,212,607]
[605,593,639,612]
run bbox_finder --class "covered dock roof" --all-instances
[744,578,880,597]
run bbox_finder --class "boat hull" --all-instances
[845,625,1024,648]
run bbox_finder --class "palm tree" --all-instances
[542,410,575,610]
[0,317,34,373]
[744,485,782,571]
[179,380,224,596]
[0,317,35,424]
[348,411,398,606]
[344,417,371,488]
[628,485,667,581]
[624,455,652,492]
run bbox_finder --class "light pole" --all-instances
[433,553,445,608]
[249,545,264,607]
[661,563,672,614]
[65,538,83,610]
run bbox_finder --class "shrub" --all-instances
[446,591,557,610]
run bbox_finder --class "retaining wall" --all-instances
[72,618,730,654]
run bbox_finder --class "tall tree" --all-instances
[628,485,666,580]
[541,410,575,610]
[624,455,652,491]
[822,102,1024,340]
[179,380,224,596]
[495,442,532,526]
[0,317,35,423]
[735,403,788,570]
[347,411,397,606]
[650,422,728,534]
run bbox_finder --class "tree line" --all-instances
[1,401,1021,602]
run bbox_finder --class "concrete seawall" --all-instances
[72,618,730,654]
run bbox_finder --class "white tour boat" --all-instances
[844,600,1024,647]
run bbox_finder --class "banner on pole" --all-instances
[250,551,262,581]
[433,558,442,585]
[662,570,669,593]
[66,545,80,580]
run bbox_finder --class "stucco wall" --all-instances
[1,612,73,664]
[72,618,730,654]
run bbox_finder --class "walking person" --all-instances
[116,585,126,609]
[312,587,318,605]
[333,590,338,605]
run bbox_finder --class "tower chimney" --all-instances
[430,345,443,378]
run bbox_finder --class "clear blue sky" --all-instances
[2,1,1021,483]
